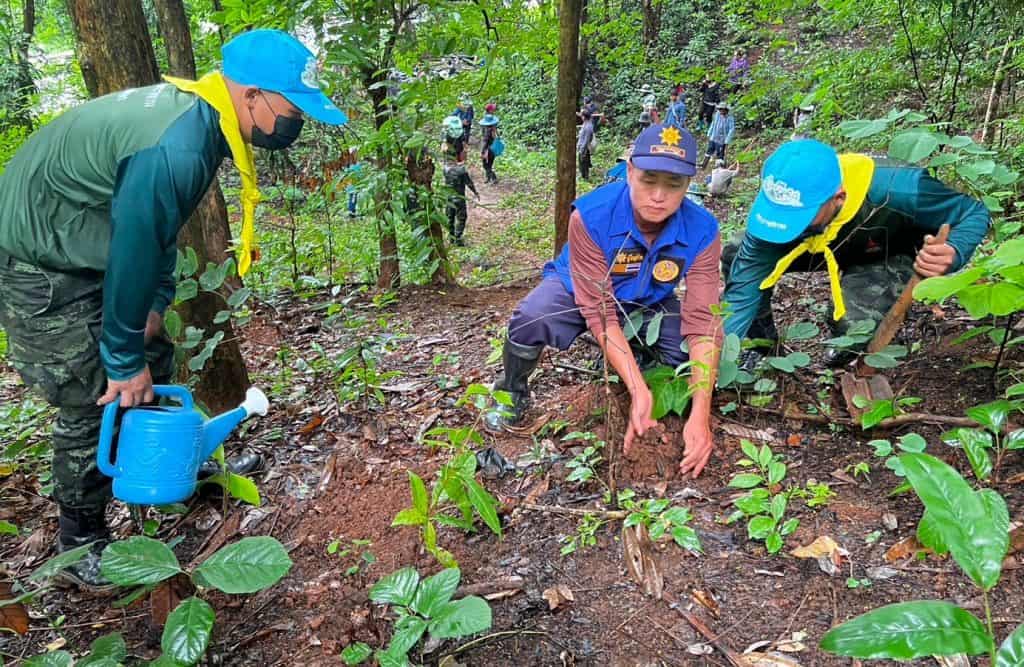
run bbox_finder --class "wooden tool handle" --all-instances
[864,223,951,355]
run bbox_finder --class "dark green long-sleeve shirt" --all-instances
[723,158,991,339]
[0,83,229,380]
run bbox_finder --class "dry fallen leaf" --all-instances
[885,535,931,563]
[741,652,803,667]
[882,513,899,531]
[786,433,803,447]
[721,423,776,443]
[542,584,575,611]
[297,413,324,435]
[691,589,720,619]
[622,524,663,599]
[933,654,969,667]
[0,581,30,635]
[45,637,67,652]
[791,536,848,576]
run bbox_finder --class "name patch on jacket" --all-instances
[611,249,646,275]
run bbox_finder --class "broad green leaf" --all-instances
[917,510,949,555]
[819,601,993,659]
[770,493,787,520]
[466,478,502,536]
[740,440,759,461]
[780,518,800,536]
[199,262,227,291]
[898,433,927,453]
[213,309,231,324]
[80,633,126,665]
[864,353,900,369]
[645,311,664,347]
[995,621,1024,667]
[1006,429,1024,450]
[387,614,427,657]
[787,351,811,368]
[913,267,985,303]
[966,400,1012,434]
[929,153,961,168]
[370,567,420,606]
[784,322,819,341]
[841,118,888,139]
[341,642,373,665]
[767,356,795,373]
[862,400,895,429]
[408,471,429,516]
[768,461,787,486]
[748,515,775,540]
[671,525,703,552]
[411,568,461,617]
[29,543,92,582]
[757,445,773,467]
[392,508,425,526]
[717,359,738,388]
[24,651,74,667]
[164,310,182,338]
[227,287,252,309]
[428,596,492,639]
[900,453,1008,590]
[957,283,1024,319]
[162,597,215,666]
[721,333,741,362]
[175,279,198,303]
[888,130,940,163]
[765,531,784,553]
[375,649,409,667]
[870,439,893,457]
[202,472,261,506]
[729,473,763,489]
[961,433,994,481]
[662,507,692,525]
[193,536,292,594]
[623,309,644,341]
[101,537,181,586]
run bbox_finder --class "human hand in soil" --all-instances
[913,235,956,277]
[624,385,662,455]
[679,417,713,478]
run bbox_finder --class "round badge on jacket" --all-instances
[653,259,680,282]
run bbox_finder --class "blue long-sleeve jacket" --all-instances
[708,112,735,144]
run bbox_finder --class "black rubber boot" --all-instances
[484,338,544,432]
[197,451,263,480]
[56,505,117,593]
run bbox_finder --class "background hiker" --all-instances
[665,85,687,130]
[480,104,501,183]
[484,124,723,479]
[703,102,735,168]
[640,83,660,124]
[455,93,475,144]
[0,29,347,591]
[443,156,479,247]
[722,139,990,367]
[577,110,596,181]
[697,76,720,130]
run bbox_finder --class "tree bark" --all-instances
[154,0,249,412]
[405,150,454,286]
[66,0,160,97]
[553,0,583,257]
[364,70,402,289]
[9,0,37,129]
[982,36,1014,145]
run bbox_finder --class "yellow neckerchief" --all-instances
[164,72,261,276]
[759,153,875,321]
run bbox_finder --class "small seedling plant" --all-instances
[854,393,922,429]
[618,488,702,553]
[820,452,1024,665]
[562,430,606,485]
[342,566,491,666]
[559,513,606,556]
[17,536,291,666]
[867,431,927,492]
[327,537,377,577]
[942,398,1024,483]
[394,385,505,567]
[726,440,799,553]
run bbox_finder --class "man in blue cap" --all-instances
[722,139,990,365]
[0,29,347,590]
[485,124,723,479]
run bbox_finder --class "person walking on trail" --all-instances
[722,139,990,368]
[442,114,466,162]
[728,51,750,89]
[484,124,723,479]
[580,95,601,133]
[792,104,814,139]
[443,156,478,247]
[0,29,348,591]
[697,76,720,130]
[577,110,596,181]
[702,102,734,168]
[454,93,475,144]
[664,85,687,130]
[707,160,739,196]
[640,83,660,125]
[480,105,500,184]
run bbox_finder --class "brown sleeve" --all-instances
[568,211,617,337]
[681,234,724,348]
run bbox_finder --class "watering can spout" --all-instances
[200,387,269,460]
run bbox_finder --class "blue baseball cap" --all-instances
[629,124,698,176]
[747,139,842,244]
[222,29,348,126]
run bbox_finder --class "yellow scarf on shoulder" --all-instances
[758,153,875,321]
[165,72,261,277]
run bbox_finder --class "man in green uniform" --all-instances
[0,29,347,589]
[722,139,990,365]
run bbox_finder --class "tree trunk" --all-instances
[577,0,589,95]
[641,0,660,49]
[10,0,36,129]
[553,0,583,257]
[982,37,1014,145]
[365,72,401,289]
[66,0,160,97]
[405,150,454,286]
[155,0,249,412]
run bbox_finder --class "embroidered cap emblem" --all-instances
[659,126,681,147]
[762,174,804,208]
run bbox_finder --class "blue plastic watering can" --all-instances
[97,385,269,505]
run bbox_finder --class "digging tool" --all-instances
[841,224,951,420]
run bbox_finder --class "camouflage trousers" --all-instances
[0,253,174,510]
[722,239,916,343]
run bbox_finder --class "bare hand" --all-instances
[624,385,662,455]
[679,416,714,479]
[97,366,154,408]
[144,311,164,344]
[914,236,956,278]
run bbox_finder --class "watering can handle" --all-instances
[96,399,122,479]
[153,385,194,409]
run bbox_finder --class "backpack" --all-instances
[491,137,505,158]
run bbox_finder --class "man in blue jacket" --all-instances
[0,30,347,589]
[722,139,990,365]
